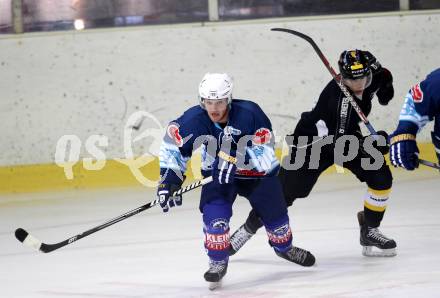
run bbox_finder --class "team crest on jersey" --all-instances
[167,123,184,147]
[223,126,241,139]
[410,83,424,103]
[252,128,272,145]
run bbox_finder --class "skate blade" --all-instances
[208,281,221,290]
[362,246,397,257]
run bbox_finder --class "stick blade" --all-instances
[270,28,311,41]
[15,228,42,251]
[15,228,28,243]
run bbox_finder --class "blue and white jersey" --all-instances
[159,99,280,183]
[397,68,440,135]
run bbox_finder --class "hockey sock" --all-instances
[263,215,293,253]
[363,187,390,227]
[203,199,232,261]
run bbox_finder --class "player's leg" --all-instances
[200,183,236,289]
[346,156,396,257]
[229,146,332,256]
[246,176,315,266]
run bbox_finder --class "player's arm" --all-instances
[296,82,330,136]
[376,68,394,105]
[363,51,394,105]
[246,111,280,176]
[157,120,194,212]
[389,82,430,170]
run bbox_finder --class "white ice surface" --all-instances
[1,170,439,298]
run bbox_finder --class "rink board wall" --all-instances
[0,10,439,193]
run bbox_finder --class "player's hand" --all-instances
[157,183,182,212]
[389,133,419,170]
[212,151,237,184]
[373,130,390,155]
[377,68,394,105]
[363,51,381,72]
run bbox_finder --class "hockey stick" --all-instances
[271,28,440,170]
[15,176,213,253]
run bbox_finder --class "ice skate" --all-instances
[358,211,397,257]
[275,245,316,267]
[204,259,228,290]
[229,223,255,256]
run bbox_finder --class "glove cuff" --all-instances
[218,151,237,164]
[159,168,185,185]
[390,133,416,144]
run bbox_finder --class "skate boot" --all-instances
[204,259,228,290]
[229,223,255,256]
[275,245,316,267]
[358,211,397,257]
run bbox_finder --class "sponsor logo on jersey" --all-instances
[253,128,272,145]
[167,123,183,147]
[410,83,424,103]
[338,97,350,134]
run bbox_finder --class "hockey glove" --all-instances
[373,130,390,155]
[359,130,389,156]
[431,131,440,166]
[157,182,183,213]
[389,133,419,170]
[377,68,394,105]
[212,151,237,185]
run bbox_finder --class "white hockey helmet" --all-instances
[198,73,233,108]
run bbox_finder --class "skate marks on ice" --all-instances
[1,176,440,297]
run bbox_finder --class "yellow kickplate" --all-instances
[0,144,436,194]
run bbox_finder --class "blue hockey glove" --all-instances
[212,151,237,184]
[157,183,182,213]
[431,131,440,165]
[389,133,419,170]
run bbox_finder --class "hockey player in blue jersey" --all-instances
[157,73,315,289]
[389,68,440,170]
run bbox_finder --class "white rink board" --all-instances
[0,11,439,165]
[1,171,439,297]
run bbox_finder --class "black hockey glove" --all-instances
[377,68,394,105]
[363,51,382,72]
[360,130,389,156]
[157,182,183,213]
[373,130,390,155]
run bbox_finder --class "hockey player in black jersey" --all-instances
[229,50,397,257]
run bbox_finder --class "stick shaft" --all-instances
[16,176,213,253]
[271,27,439,170]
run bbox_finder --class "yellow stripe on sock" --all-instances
[364,201,387,212]
[367,187,391,197]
